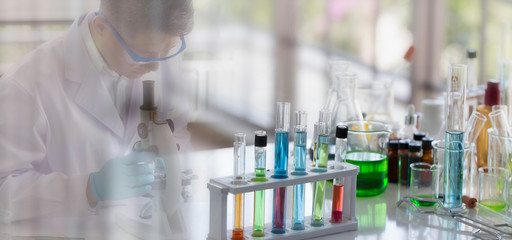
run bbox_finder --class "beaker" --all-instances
[346,121,390,197]
[478,167,510,212]
[487,128,512,213]
[409,162,440,207]
[432,140,476,198]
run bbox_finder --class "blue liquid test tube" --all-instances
[292,111,307,230]
[444,64,467,209]
[272,102,290,234]
[274,102,290,178]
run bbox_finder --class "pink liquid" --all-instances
[272,187,286,230]
[330,184,344,223]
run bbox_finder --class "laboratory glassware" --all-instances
[346,121,390,196]
[421,138,434,164]
[398,104,418,140]
[232,133,246,239]
[387,140,399,183]
[332,73,363,140]
[409,162,440,207]
[311,121,329,226]
[407,142,422,186]
[272,102,290,234]
[444,63,467,210]
[413,132,426,142]
[331,125,348,224]
[489,109,512,137]
[398,140,410,186]
[253,131,267,237]
[479,167,510,212]
[475,80,501,168]
[292,111,307,230]
[464,111,487,144]
[274,102,290,178]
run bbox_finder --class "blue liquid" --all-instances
[274,131,289,178]
[294,131,307,172]
[444,131,464,209]
[292,184,305,230]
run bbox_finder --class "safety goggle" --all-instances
[94,12,186,63]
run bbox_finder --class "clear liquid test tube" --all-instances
[489,109,512,136]
[464,111,487,144]
[232,133,246,185]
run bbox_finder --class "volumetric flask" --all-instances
[346,121,390,196]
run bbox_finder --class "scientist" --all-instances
[0,0,193,223]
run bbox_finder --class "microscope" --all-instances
[119,80,191,239]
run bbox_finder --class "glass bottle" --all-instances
[421,138,434,165]
[387,140,399,183]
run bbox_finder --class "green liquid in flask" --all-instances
[346,151,388,197]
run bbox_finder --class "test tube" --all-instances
[331,125,348,224]
[312,123,320,167]
[252,131,267,237]
[311,120,330,227]
[464,111,487,144]
[274,102,290,178]
[232,133,246,185]
[444,64,467,209]
[489,109,512,136]
[232,133,246,239]
[272,102,290,234]
[292,111,307,230]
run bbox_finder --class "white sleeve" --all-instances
[0,78,91,221]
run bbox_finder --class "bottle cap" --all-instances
[409,142,421,152]
[388,140,399,150]
[484,79,500,106]
[254,131,267,147]
[413,132,426,141]
[336,125,348,139]
[422,137,434,150]
[467,49,477,59]
[399,139,410,150]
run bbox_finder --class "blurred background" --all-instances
[0,0,511,150]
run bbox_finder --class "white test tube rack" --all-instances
[207,164,359,240]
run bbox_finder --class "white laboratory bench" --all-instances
[8,144,512,239]
[180,145,512,240]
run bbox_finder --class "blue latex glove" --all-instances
[90,152,156,201]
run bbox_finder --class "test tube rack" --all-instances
[207,164,359,240]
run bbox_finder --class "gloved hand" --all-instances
[90,152,156,201]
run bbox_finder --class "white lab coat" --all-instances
[0,13,190,224]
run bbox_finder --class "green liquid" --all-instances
[312,180,326,226]
[411,194,437,206]
[253,168,267,182]
[253,190,265,237]
[313,142,317,167]
[480,200,507,211]
[346,151,388,197]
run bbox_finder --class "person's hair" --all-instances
[99,0,194,36]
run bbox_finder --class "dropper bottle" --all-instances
[398,104,417,140]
